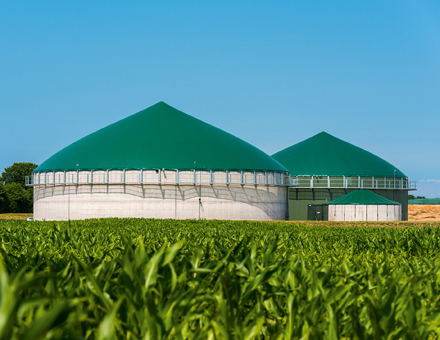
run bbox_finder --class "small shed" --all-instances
[323,190,401,221]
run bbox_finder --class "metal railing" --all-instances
[26,170,289,187]
[289,176,416,190]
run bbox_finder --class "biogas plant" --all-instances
[26,102,416,221]
[27,102,289,221]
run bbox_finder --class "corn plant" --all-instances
[0,218,440,339]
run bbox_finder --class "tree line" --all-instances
[0,162,37,213]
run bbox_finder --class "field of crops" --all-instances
[1,219,440,339]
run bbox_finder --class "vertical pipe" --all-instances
[123,169,126,183]
[53,171,55,184]
[226,170,229,185]
[265,172,267,185]
[64,171,66,184]
[176,169,179,184]
[210,170,213,185]
[158,169,161,184]
[241,171,243,185]
[193,169,196,184]
[106,170,109,183]
[77,170,79,184]
[254,171,256,185]
[140,169,143,183]
[91,170,93,184]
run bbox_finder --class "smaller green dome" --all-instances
[323,190,400,205]
[35,102,287,173]
[272,132,407,178]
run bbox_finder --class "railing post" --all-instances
[311,176,313,188]
[64,171,66,184]
[176,170,179,184]
[77,170,79,184]
[210,170,213,185]
[91,170,93,184]
[123,169,126,183]
[254,171,256,185]
[106,170,109,183]
[327,176,330,188]
[372,176,374,189]
[358,176,360,188]
[241,171,243,185]
[343,175,345,188]
[53,171,55,184]
[193,169,196,184]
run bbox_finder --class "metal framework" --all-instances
[25,170,289,187]
[26,172,417,190]
[289,176,416,190]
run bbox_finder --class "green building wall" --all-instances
[288,188,408,221]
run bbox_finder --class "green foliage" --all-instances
[0,184,7,214]
[1,219,440,339]
[1,183,32,213]
[0,162,36,213]
[409,195,426,200]
[1,162,38,187]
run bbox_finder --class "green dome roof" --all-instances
[323,190,400,205]
[35,102,287,173]
[272,132,407,178]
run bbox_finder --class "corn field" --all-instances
[1,219,440,339]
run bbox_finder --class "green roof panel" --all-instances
[35,102,287,173]
[323,190,400,205]
[272,132,407,178]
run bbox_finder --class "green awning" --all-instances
[323,190,401,205]
[35,102,287,173]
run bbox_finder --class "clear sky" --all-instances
[1,1,439,196]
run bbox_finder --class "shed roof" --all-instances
[323,190,400,205]
[272,132,407,178]
[35,102,287,173]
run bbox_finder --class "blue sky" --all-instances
[1,1,439,196]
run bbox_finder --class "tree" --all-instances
[1,162,38,188]
[0,162,38,213]
[408,194,425,200]
[0,183,8,213]
[3,182,31,213]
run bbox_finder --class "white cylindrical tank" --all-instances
[328,204,401,221]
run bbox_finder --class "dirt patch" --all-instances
[0,213,33,220]
[408,205,440,221]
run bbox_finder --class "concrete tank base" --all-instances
[34,184,287,221]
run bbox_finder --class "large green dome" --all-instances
[35,102,287,173]
[272,132,406,178]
